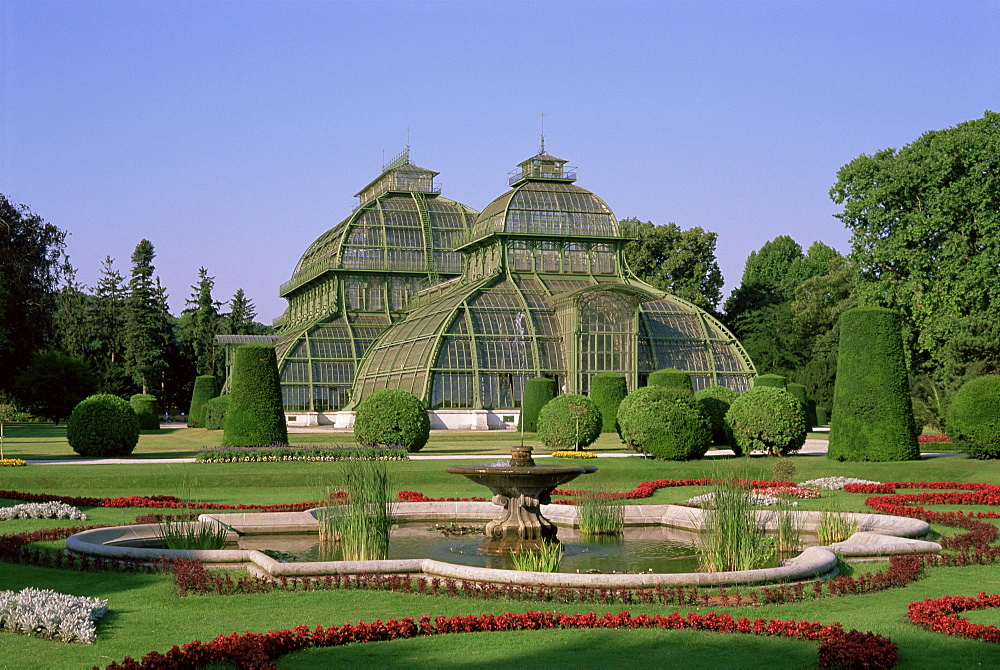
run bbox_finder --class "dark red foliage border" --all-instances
[0,488,340,512]
[101,609,896,670]
[907,592,1000,643]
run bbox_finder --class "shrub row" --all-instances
[195,444,407,463]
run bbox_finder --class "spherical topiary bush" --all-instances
[725,386,806,456]
[354,389,430,453]
[694,386,739,450]
[537,394,602,451]
[753,374,787,390]
[647,368,694,394]
[520,377,557,432]
[590,373,628,433]
[129,393,160,430]
[187,375,218,428]
[828,307,918,462]
[203,396,229,431]
[223,344,287,447]
[617,386,711,460]
[66,394,140,457]
[947,375,1000,459]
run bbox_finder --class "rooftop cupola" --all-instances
[355,149,441,206]
[508,151,578,186]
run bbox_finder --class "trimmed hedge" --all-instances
[222,344,288,447]
[537,394,602,451]
[725,386,806,456]
[617,386,711,460]
[753,374,787,390]
[187,375,218,428]
[785,382,816,429]
[947,375,1000,459]
[647,368,694,394]
[66,394,140,457]
[590,373,628,433]
[203,396,229,430]
[520,377,557,432]
[828,308,918,462]
[694,386,739,449]
[354,389,430,453]
[816,406,829,426]
[129,393,160,430]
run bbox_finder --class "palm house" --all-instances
[262,147,755,428]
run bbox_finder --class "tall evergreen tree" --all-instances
[182,267,222,375]
[53,259,95,360]
[224,288,258,335]
[124,240,170,394]
[93,256,132,395]
[0,194,66,392]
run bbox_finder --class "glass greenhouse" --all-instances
[251,147,755,426]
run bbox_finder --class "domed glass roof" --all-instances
[349,151,755,410]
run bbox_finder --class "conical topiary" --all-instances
[647,368,693,394]
[187,375,218,428]
[222,344,288,447]
[590,372,628,432]
[129,393,160,430]
[828,307,918,461]
[520,377,557,432]
[753,374,787,390]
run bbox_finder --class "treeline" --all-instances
[0,194,270,422]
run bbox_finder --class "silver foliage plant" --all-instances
[0,501,87,521]
[0,588,108,643]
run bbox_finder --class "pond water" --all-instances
[233,522,798,573]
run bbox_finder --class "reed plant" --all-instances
[699,477,775,572]
[817,507,858,545]
[155,521,229,550]
[510,541,563,572]
[577,488,625,536]
[318,458,394,560]
[773,508,802,555]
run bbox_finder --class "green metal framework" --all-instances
[347,151,756,411]
[272,151,479,411]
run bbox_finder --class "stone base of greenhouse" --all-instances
[283,409,520,431]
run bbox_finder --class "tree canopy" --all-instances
[622,218,724,312]
[831,110,1000,383]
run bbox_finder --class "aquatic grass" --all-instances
[577,488,625,536]
[773,507,802,555]
[155,520,229,550]
[318,457,394,560]
[699,473,775,572]
[817,505,859,545]
[510,541,564,572]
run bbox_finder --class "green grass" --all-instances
[3,425,1000,668]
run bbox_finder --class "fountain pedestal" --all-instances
[446,447,596,553]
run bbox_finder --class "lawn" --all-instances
[2,423,999,669]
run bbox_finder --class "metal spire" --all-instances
[538,112,546,153]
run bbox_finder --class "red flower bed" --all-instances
[104,609,895,669]
[917,435,950,443]
[0,488,343,512]
[907,592,1000,643]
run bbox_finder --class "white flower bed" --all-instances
[686,492,795,507]
[0,501,87,521]
[0,588,108,643]
[798,477,882,491]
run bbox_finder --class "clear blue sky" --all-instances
[3,1,997,323]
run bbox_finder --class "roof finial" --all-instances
[405,127,411,156]
[538,112,546,154]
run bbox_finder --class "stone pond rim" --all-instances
[445,446,597,553]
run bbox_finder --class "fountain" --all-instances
[445,446,596,552]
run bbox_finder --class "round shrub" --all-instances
[947,375,1000,459]
[129,393,160,430]
[590,373,628,433]
[354,389,430,453]
[617,386,711,460]
[203,395,229,431]
[725,386,806,456]
[520,377,557,432]
[753,374,787,390]
[647,368,693,394]
[828,307,918,462]
[66,394,140,457]
[223,344,288,447]
[694,385,739,450]
[187,375,218,428]
[537,394,602,451]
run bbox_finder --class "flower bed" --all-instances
[0,489,337,512]
[0,458,26,467]
[195,444,407,463]
[103,609,896,669]
[907,592,1000,643]
[0,587,108,643]
[0,501,87,521]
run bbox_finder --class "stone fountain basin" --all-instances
[65,503,939,588]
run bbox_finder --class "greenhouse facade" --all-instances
[259,147,755,428]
